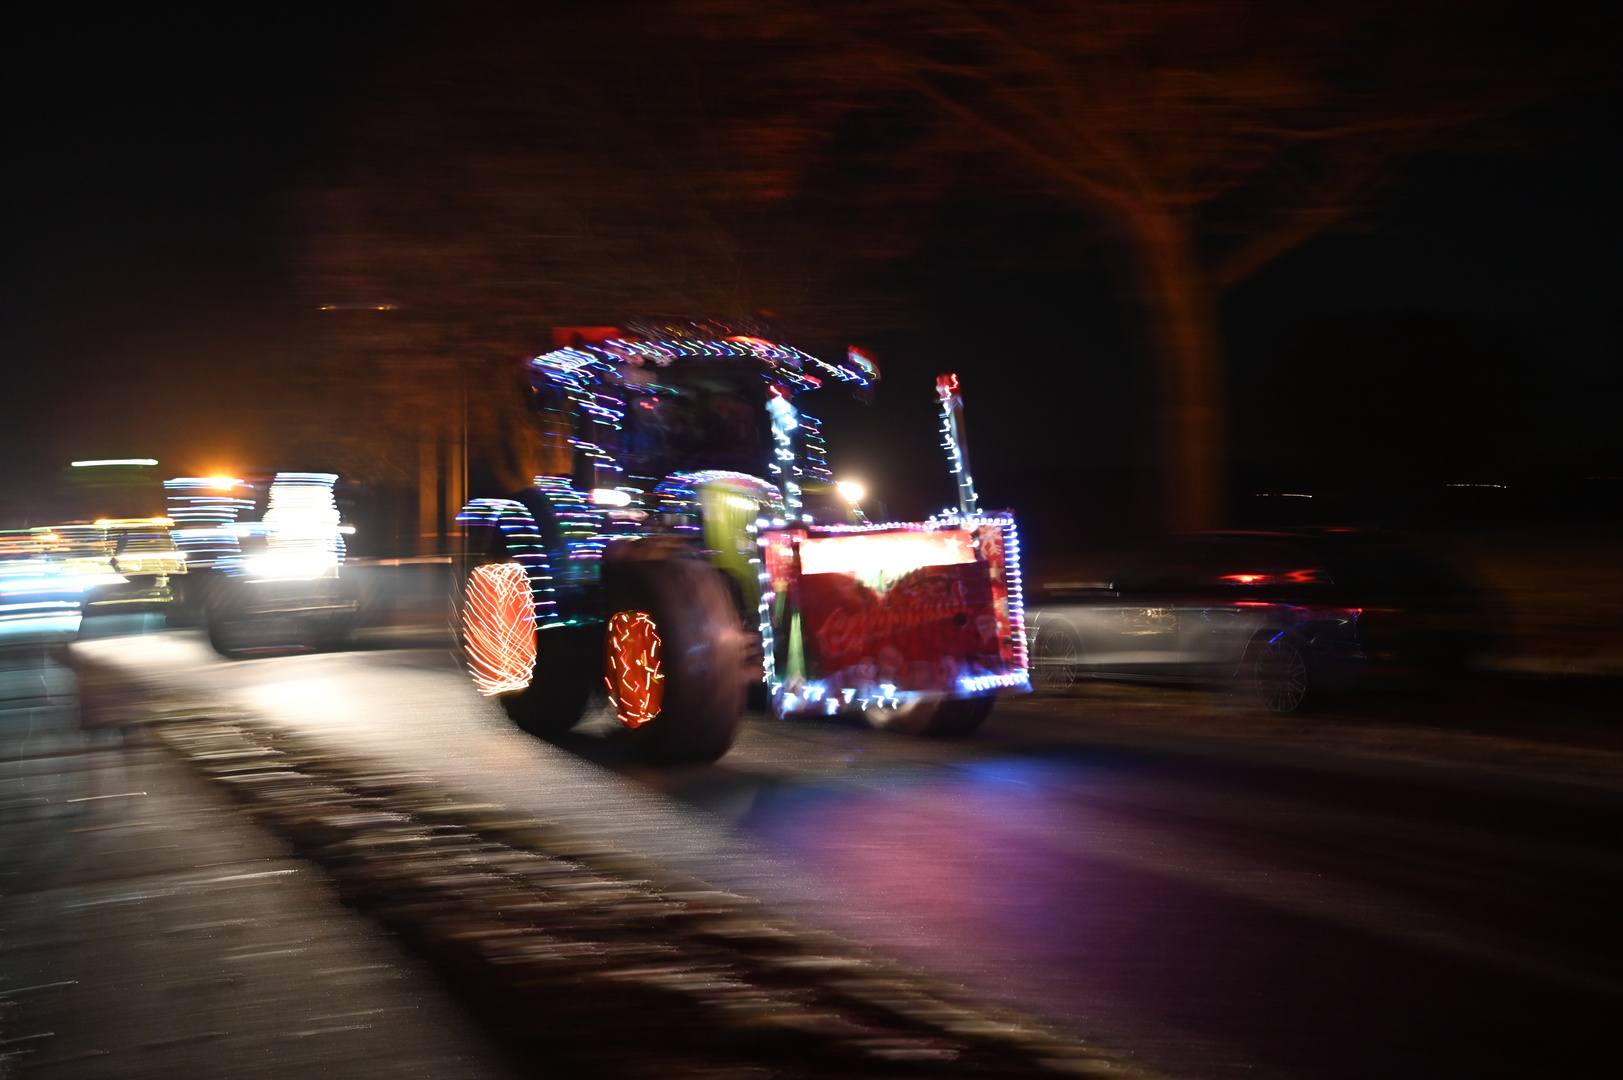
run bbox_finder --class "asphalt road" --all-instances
[0,643,525,1080]
[72,628,1623,1080]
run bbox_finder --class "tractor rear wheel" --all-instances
[461,560,592,736]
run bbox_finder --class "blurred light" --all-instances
[241,551,330,580]
[799,530,976,579]
[959,672,1030,693]
[605,610,664,727]
[591,488,633,507]
[71,458,158,468]
[165,477,257,570]
[935,374,979,515]
[463,562,536,695]
[835,480,865,504]
[238,473,345,581]
[846,346,880,381]
[1219,568,1328,586]
[766,393,801,517]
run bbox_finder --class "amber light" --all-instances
[464,562,537,695]
[1220,568,1326,586]
[605,610,664,727]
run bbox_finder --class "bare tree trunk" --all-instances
[482,361,572,495]
[1123,204,1228,532]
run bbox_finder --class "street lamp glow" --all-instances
[835,480,865,504]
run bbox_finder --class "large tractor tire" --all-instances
[603,557,746,765]
[461,560,593,737]
[503,632,596,737]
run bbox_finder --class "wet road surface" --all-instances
[69,629,1623,1080]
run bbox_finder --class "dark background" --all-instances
[3,4,1619,562]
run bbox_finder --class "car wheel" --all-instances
[1249,636,1309,714]
[461,561,592,737]
[604,558,746,765]
[1032,623,1080,693]
[205,575,266,658]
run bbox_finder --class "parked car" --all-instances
[79,518,186,615]
[1028,529,1488,712]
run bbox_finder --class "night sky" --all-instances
[3,5,1619,539]
[1,4,420,517]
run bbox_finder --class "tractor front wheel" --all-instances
[604,558,746,764]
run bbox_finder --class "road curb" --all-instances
[76,655,1165,1079]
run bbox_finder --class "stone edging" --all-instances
[127,696,1163,1080]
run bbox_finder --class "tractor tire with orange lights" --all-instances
[602,556,746,764]
[460,560,594,737]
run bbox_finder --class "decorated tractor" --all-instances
[457,319,1029,763]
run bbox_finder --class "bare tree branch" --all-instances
[676,0,1601,527]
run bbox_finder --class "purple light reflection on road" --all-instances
[738,758,1149,1015]
[737,756,1617,1080]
